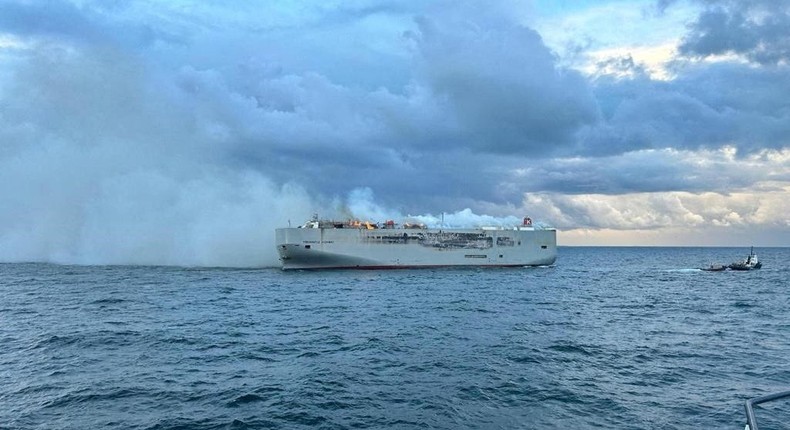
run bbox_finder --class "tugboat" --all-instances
[729,247,762,271]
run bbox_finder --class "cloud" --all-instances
[0,0,97,41]
[0,0,787,262]
[519,185,790,245]
[413,12,599,155]
[581,60,790,156]
[678,1,790,65]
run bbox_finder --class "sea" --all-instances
[1,247,789,430]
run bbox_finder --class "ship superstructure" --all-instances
[275,216,557,270]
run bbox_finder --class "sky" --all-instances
[0,0,788,266]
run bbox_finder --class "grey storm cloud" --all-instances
[678,0,790,65]
[414,14,599,155]
[0,0,96,40]
[147,1,602,204]
[504,147,788,196]
[580,61,790,157]
[0,0,185,49]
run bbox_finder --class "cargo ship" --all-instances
[275,216,557,270]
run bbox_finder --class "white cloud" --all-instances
[520,185,790,246]
[584,43,679,80]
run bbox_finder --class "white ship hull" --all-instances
[275,226,557,270]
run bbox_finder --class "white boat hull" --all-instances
[275,227,557,270]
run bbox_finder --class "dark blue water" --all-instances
[2,247,789,429]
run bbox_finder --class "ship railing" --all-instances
[744,389,790,430]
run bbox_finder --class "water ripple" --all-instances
[1,248,788,428]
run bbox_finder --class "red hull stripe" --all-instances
[283,264,546,270]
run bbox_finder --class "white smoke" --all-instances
[340,187,528,229]
[0,45,320,267]
[409,209,523,229]
[0,159,314,267]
